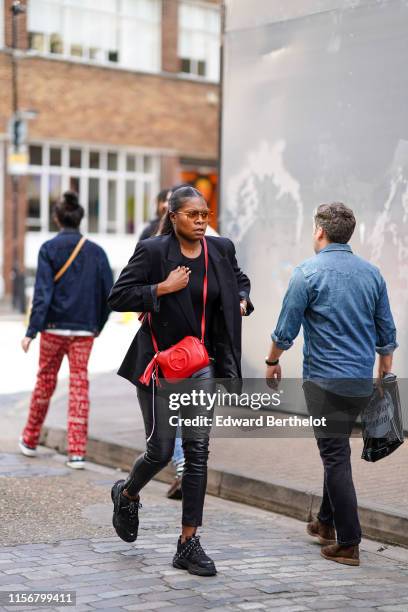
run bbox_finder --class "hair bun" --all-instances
[63,191,79,209]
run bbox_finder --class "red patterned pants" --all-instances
[22,332,94,456]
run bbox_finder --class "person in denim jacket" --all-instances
[19,191,113,469]
[265,202,397,567]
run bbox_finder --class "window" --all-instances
[120,0,161,71]
[143,181,152,222]
[107,179,117,233]
[107,152,117,171]
[69,148,81,168]
[88,178,99,232]
[89,151,100,169]
[178,2,221,81]
[26,143,159,236]
[126,154,136,172]
[126,180,136,234]
[69,176,80,193]
[27,176,41,231]
[29,145,43,165]
[27,0,161,73]
[50,147,61,166]
[49,175,61,231]
[28,0,63,54]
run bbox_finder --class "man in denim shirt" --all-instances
[265,203,397,566]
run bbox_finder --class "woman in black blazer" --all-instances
[108,186,253,576]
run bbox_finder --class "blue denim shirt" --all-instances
[26,229,113,338]
[272,244,398,395]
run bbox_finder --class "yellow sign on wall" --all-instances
[8,148,28,175]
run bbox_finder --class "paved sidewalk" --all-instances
[1,448,408,611]
[7,369,404,547]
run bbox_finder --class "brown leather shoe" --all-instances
[307,519,336,545]
[167,477,182,500]
[321,543,360,566]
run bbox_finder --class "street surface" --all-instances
[1,446,408,612]
[2,313,408,611]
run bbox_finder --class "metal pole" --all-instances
[10,1,26,313]
[11,4,19,113]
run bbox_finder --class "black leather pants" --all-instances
[124,366,215,527]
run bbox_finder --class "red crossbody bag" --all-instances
[139,237,210,386]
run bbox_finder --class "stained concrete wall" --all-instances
[221,0,408,397]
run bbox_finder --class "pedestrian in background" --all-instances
[20,191,113,469]
[138,188,171,241]
[108,185,253,576]
[266,202,397,566]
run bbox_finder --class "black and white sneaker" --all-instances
[18,437,37,457]
[111,480,141,543]
[173,535,217,576]
[66,456,85,469]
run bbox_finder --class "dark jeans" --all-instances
[124,366,215,527]
[303,381,370,546]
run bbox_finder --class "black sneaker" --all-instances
[111,479,141,543]
[172,535,217,576]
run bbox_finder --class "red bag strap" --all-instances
[146,236,208,349]
[201,236,208,343]
[148,313,159,353]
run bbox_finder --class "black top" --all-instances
[181,247,220,351]
[139,218,160,241]
[107,233,254,386]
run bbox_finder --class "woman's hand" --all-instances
[21,337,32,353]
[157,266,191,296]
[240,299,247,316]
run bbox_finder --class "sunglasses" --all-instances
[174,209,212,221]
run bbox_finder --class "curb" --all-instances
[41,425,408,548]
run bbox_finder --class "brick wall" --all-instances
[162,0,179,73]
[4,0,28,50]
[1,0,221,295]
[1,0,221,157]
[0,54,12,130]
[10,57,219,159]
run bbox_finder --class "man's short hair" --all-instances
[314,202,356,243]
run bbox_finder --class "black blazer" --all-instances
[108,233,254,387]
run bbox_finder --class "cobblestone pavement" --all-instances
[42,370,408,520]
[1,449,408,611]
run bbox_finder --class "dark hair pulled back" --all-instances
[158,185,204,235]
[54,191,84,229]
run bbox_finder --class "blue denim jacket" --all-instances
[26,229,113,338]
[272,244,397,395]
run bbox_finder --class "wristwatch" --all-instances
[265,357,279,366]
